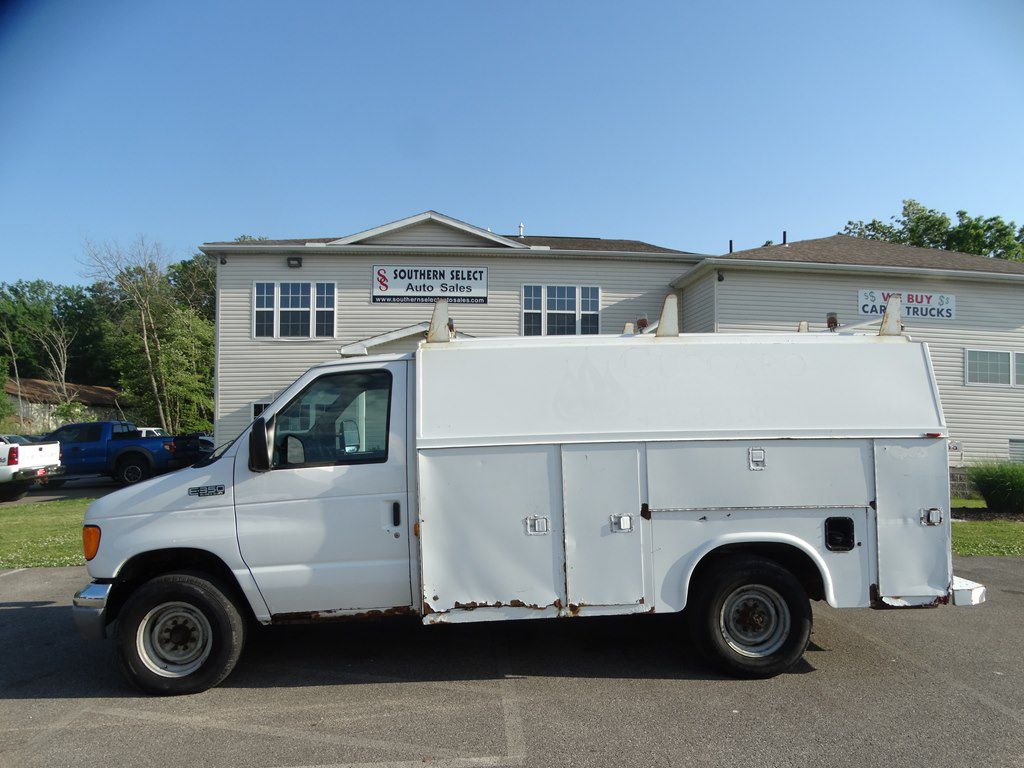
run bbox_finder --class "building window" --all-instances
[522,285,600,336]
[255,283,275,338]
[253,282,335,339]
[965,349,1012,386]
[315,282,335,337]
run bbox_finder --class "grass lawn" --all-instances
[951,520,1024,557]
[0,498,91,569]
[1,495,1022,569]
[952,497,987,509]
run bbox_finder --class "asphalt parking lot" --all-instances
[10,476,120,506]
[1,557,1021,768]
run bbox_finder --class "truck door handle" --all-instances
[392,502,401,527]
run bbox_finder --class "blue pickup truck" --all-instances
[42,421,194,486]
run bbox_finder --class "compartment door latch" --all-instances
[920,508,943,526]
[748,447,767,471]
[525,515,550,535]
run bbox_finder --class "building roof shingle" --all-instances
[4,379,122,407]
[727,234,1024,276]
[204,235,689,254]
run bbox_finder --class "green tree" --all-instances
[86,238,215,433]
[168,254,216,323]
[843,200,1024,261]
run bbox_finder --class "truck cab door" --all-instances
[233,362,412,618]
[50,423,105,475]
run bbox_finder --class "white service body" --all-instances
[81,329,985,631]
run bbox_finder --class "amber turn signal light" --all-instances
[82,525,101,561]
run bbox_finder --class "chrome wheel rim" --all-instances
[137,601,213,678]
[122,464,143,483]
[719,584,791,658]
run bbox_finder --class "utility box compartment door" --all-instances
[417,445,566,619]
[874,438,952,599]
[561,444,645,609]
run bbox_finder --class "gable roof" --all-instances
[201,211,691,256]
[499,235,690,255]
[327,211,529,249]
[4,378,122,407]
[728,234,1024,276]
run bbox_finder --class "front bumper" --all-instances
[13,464,63,482]
[72,581,112,640]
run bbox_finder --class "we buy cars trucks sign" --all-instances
[372,265,488,304]
[858,289,956,320]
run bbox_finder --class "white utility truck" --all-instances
[0,436,61,502]
[73,296,985,694]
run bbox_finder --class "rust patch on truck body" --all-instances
[868,583,947,610]
[271,605,418,624]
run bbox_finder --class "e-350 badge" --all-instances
[188,485,225,497]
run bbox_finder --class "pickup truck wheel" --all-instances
[115,573,246,695]
[115,456,151,485]
[40,478,66,489]
[0,481,32,502]
[687,555,812,679]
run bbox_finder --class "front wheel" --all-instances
[115,455,151,485]
[687,555,812,678]
[115,573,247,695]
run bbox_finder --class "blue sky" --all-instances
[1,1,1022,284]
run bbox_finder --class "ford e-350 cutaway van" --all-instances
[73,296,985,694]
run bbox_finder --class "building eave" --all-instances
[671,257,1024,289]
[339,322,473,357]
[200,243,706,264]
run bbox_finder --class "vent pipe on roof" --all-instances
[518,222,524,238]
[729,239,733,253]
[783,230,788,245]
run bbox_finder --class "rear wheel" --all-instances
[115,455,151,485]
[115,573,247,695]
[687,555,812,678]
[0,481,32,502]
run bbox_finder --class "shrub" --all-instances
[967,462,1024,514]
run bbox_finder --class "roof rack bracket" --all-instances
[655,294,679,337]
[878,294,903,336]
[426,299,451,343]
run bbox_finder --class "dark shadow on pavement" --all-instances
[0,600,816,700]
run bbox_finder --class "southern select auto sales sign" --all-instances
[858,289,956,319]
[372,265,488,304]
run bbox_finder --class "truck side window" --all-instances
[272,370,392,469]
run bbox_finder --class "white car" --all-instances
[138,427,168,438]
[0,435,62,501]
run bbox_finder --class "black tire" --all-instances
[687,555,812,679]
[115,455,151,485]
[115,572,247,695]
[0,481,32,502]
[41,478,66,489]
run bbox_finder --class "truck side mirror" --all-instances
[248,416,274,472]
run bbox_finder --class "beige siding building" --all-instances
[202,214,1024,466]
[676,236,1024,464]
[202,211,701,443]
